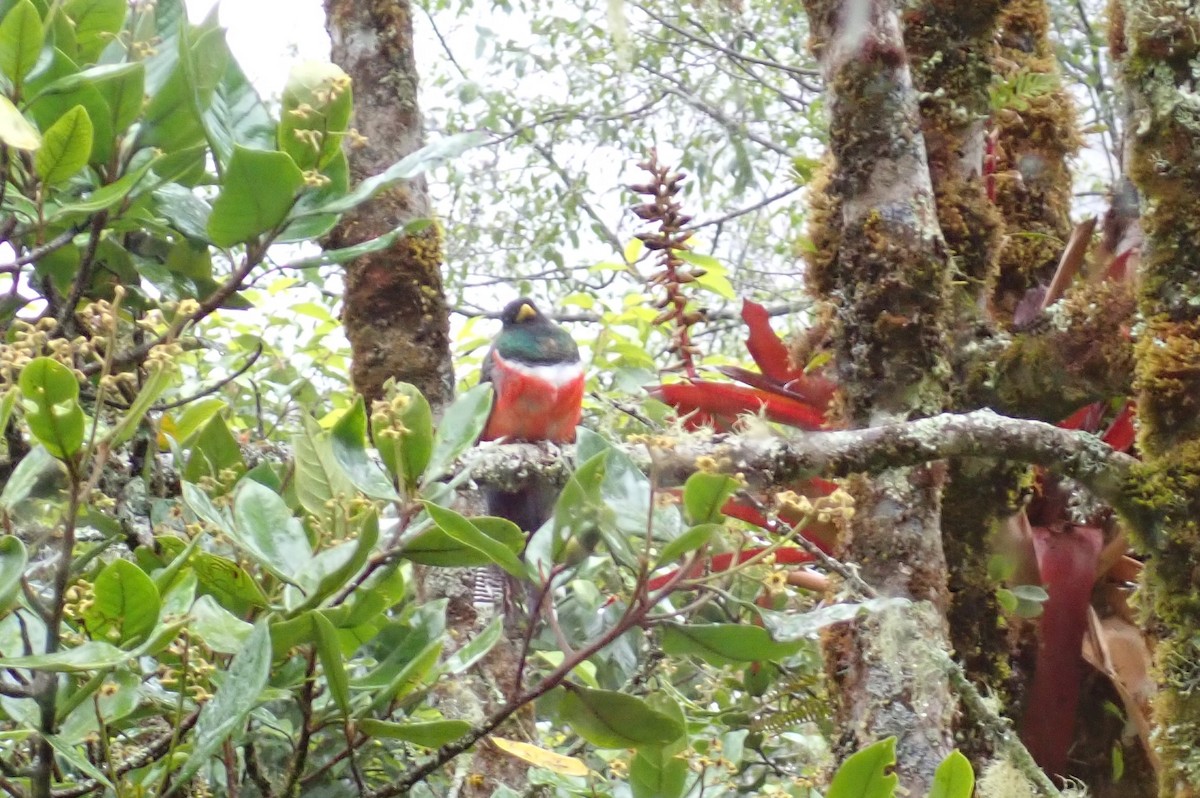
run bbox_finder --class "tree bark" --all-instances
[1119,0,1200,794]
[800,0,957,788]
[325,0,454,409]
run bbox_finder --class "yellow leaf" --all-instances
[490,737,589,776]
[622,237,643,265]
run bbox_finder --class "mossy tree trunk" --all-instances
[800,0,957,790]
[989,0,1082,321]
[324,4,527,795]
[325,0,454,410]
[1119,0,1200,794]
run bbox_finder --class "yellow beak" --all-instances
[516,302,537,322]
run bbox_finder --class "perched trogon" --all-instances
[480,297,584,534]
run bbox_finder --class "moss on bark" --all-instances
[1119,0,1200,792]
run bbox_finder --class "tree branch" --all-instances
[466,409,1139,525]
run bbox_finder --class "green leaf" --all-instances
[358,719,471,748]
[139,23,228,152]
[170,619,271,793]
[0,445,63,510]
[827,737,898,798]
[292,416,354,525]
[201,40,273,164]
[441,613,503,675]
[682,472,738,525]
[313,611,350,716]
[188,594,252,654]
[0,0,43,86]
[0,641,126,671]
[279,217,433,267]
[655,523,719,567]
[48,155,157,220]
[18,357,85,459]
[45,733,113,789]
[425,382,493,482]
[292,509,379,612]
[420,502,525,578]
[558,685,684,749]
[402,515,524,568]
[367,639,442,709]
[331,396,400,500]
[631,746,688,798]
[108,363,171,446]
[180,482,232,535]
[0,94,40,149]
[35,105,93,185]
[278,61,351,170]
[0,537,27,613]
[182,414,244,483]
[373,380,434,492]
[928,750,974,798]
[207,145,305,247]
[92,61,145,132]
[295,132,487,217]
[660,623,802,667]
[83,559,161,646]
[231,478,311,585]
[64,0,126,62]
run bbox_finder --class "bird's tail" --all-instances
[471,482,559,611]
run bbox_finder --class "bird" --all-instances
[480,297,584,531]
[473,298,584,607]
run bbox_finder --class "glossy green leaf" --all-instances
[182,414,244,483]
[372,380,433,492]
[292,509,379,612]
[64,0,126,62]
[827,737,898,798]
[92,61,145,132]
[402,514,524,568]
[682,472,738,525]
[655,523,719,567]
[292,415,354,524]
[421,502,525,578]
[313,611,351,716]
[171,619,271,791]
[84,559,161,646]
[0,641,126,671]
[48,156,157,220]
[558,685,684,749]
[661,623,802,667]
[441,613,504,675]
[18,357,85,459]
[231,478,311,585]
[58,669,141,744]
[0,445,63,510]
[45,733,113,789]
[0,536,27,613]
[180,482,232,535]
[331,396,400,500]
[0,0,41,85]
[358,719,471,748]
[294,131,487,217]
[0,95,40,149]
[928,750,974,798]
[425,382,493,482]
[207,145,305,247]
[189,594,252,654]
[108,362,171,446]
[278,61,351,170]
[365,639,442,711]
[35,105,93,185]
[354,601,445,690]
[201,43,273,165]
[631,746,688,798]
[139,24,228,152]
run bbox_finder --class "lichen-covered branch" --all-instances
[1119,0,1200,792]
[467,410,1138,522]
